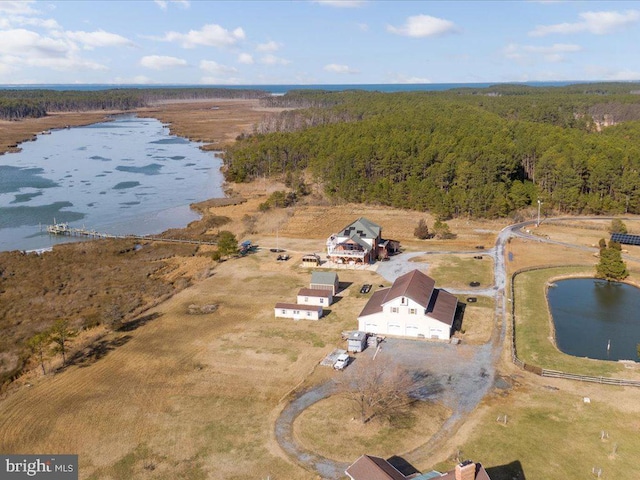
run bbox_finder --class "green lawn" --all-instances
[431,388,640,480]
[423,255,494,290]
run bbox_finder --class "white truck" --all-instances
[333,353,350,370]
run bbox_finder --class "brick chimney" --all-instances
[455,460,476,480]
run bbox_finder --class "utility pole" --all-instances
[537,199,543,227]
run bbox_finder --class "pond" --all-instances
[0,115,224,252]
[547,278,640,362]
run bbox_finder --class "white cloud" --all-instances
[64,30,135,49]
[112,75,155,84]
[1,15,60,30]
[313,0,367,7]
[158,24,245,48]
[154,0,190,10]
[200,76,242,85]
[140,55,187,70]
[504,43,581,62]
[387,14,457,38]
[260,54,290,65]
[238,53,254,64]
[357,23,369,32]
[388,73,431,84]
[324,63,359,74]
[530,10,640,36]
[0,1,39,15]
[584,65,640,81]
[256,40,281,52]
[0,29,109,72]
[0,29,71,57]
[199,59,238,75]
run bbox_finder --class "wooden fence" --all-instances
[510,266,640,388]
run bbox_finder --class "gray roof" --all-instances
[340,217,381,239]
[310,271,339,285]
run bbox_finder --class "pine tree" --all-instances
[596,240,629,281]
[413,219,430,239]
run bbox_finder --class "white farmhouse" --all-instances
[297,287,333,306]
[357,269,457,340]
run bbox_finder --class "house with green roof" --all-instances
[326,217,387,265]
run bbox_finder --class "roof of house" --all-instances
[340,217,381,240]
[345,455,406,480]
[427,289,458,327]
[275,303,322,312]
[357,270,457,326]
[382,270,435,308]
[310,271,339,285]
[298,288,332,298]
[358,288,389,317]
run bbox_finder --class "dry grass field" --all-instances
[294,396,451,463]
[4,100,640,479]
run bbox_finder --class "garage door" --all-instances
[364,323,378,333]
[388,323,402,335]
[406,326,419,337]
[429,328,443,339]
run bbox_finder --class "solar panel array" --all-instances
[610,233,640,246]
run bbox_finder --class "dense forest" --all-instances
[0,87,269,121]
[226,83,640,218]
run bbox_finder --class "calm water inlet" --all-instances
[0,115,224,252]
[547,278,640,361]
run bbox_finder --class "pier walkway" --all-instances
[44,222,217,247]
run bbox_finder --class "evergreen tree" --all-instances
[217,231,238,258]
[413,219,430,239]
[433,220,456,240]
[49,319,77,366]
[608,218,628,234]
[26,331,51,375]
[596,239,629,281]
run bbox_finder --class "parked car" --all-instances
[333,353,350,370]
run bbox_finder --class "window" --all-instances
[409,308,417,315]
[391,307,399,313]
[305,297,309,302]
[401,297,407,305]
[294,310,300,315]
[281,309,286,314]
[306,311,311,317]
[320,298,324,304]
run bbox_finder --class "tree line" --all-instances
[225,84,640,218]
[0,87,269,121]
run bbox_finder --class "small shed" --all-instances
[302,253,321,266]
[310,271,340,296]
[297,288,333,306]
[347,331,367,353]
[275,303,323,321]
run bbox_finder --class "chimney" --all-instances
[455,461,476,480]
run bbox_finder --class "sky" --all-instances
[0,0,639,85]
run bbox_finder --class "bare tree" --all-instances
[336,357,416,425]
[103,303,124,331]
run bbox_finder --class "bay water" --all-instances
[0,115,224,252]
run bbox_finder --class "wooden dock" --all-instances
[44,222,218,246]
